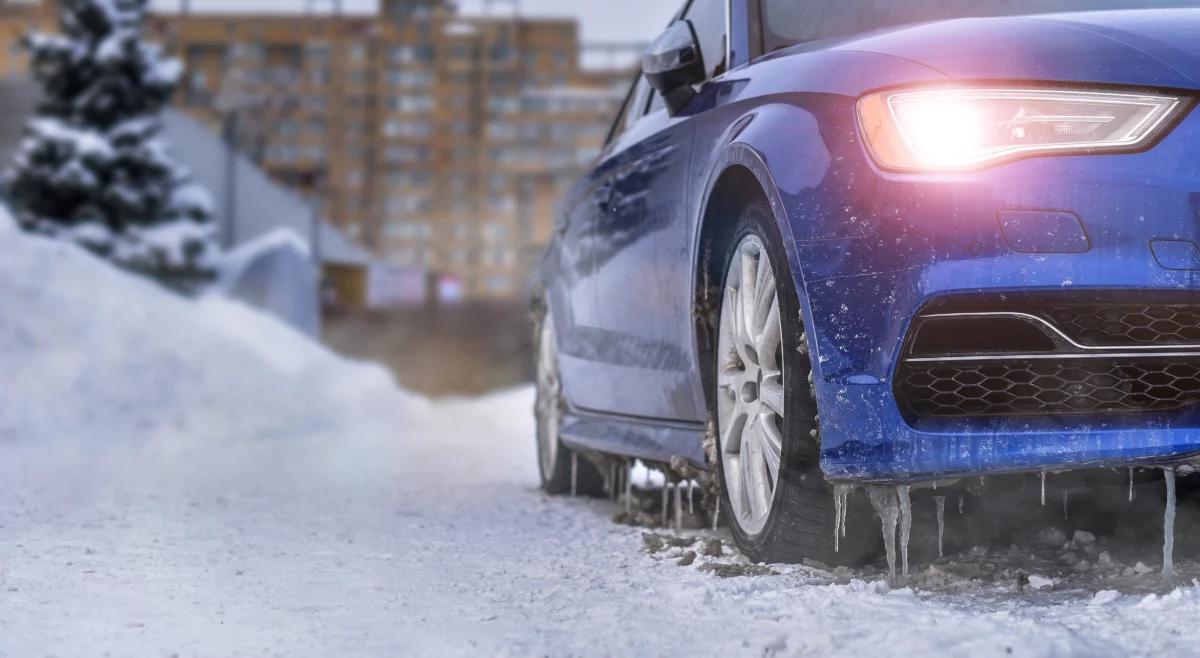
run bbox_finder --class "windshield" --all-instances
[762,0,1200,52]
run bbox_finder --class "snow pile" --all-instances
[0,204,408,447]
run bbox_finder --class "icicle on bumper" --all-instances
[1163,467,1177,582]
[933,496,946,559]
[832,484,851,553]
[897,485,912,580]
[867,487,899,582]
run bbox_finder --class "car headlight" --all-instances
[858,87,1187,171]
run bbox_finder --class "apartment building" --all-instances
[0,0,634,300]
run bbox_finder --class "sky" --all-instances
[147,0,680,43]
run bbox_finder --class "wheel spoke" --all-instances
[739,251,759,365]
[723,285,751,366]
[759,374,785,417]
[718,365,742,396]
[751,258,775,335]
[739,417,759,517]
[721,401,748,453]
[759,414,783,481]
[755,297,781,365]
[743,420,772,518]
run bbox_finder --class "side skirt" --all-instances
[559,408,709,469]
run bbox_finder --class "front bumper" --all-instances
[793,103,1200,483]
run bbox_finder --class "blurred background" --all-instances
[0,0,677,395]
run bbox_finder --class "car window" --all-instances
[624,75,653,130]
[760,0,1200,52]
[647,88,665,115]
[683,0,727,79]
[604,73,642,145]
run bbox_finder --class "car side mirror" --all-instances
[642,20,706,116]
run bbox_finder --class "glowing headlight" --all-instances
[858,87,1186,171]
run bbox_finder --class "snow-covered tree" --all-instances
[4,0,219,280]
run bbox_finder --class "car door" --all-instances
[563,0,729,423]
[552,74,650,409]
[569,78,700,421]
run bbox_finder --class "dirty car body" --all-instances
[537,0,1200,485]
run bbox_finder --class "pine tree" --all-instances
[4,0,218,280]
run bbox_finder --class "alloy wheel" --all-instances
[717,234,786,535]
[535,318,562,481]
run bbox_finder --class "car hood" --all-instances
[830,9,1200,90]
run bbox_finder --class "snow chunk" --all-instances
[1036,527,1068,547]
[1027,575,1054,590]
[1089,590,1121,606]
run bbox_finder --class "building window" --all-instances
[487,273,511,294]
[383,120,433,139]
[483,222,509,242]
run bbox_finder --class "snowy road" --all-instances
[7,216,1200,657]
[6,387,1200,657]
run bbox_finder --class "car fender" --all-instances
[693,104,835,374]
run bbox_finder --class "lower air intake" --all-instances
[896,358,1200,418]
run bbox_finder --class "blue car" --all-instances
[533,0,1200,563]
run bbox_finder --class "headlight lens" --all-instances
[858,87,1186,171]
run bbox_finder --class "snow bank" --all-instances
[0,204,414,448]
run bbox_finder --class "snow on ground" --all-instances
[6,211,1200,656]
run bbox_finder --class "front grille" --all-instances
[896,296,1200,420]
[1036,303,1200,346]
[897,359,1200,417]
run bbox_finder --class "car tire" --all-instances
[714,201,875,565]
[534,305,603,496]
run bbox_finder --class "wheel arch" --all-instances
[692,130,819,416]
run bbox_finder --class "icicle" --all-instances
[868,487,899,583]
[1062,490,1069,520]
[1129,467,1135,503]
[712,496,721,531]
[673,481,683,531]
[841,490,849,538]
[688,481,695,515]
[832,485,853,552]
[1040,471,1046,506]
[571,453,578,497]
[958,495,964,515]
[662,483,671,527]
[624,462,633,514]
[833,485,845,552]
[897,485,912,581]
[934,496,946,559]
[1163,468,1176,582]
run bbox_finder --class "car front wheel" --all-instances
[714,201,873,565]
